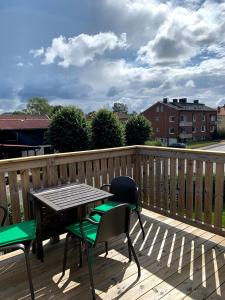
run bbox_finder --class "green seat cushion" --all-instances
[90,213,101,223]
[0,220,37,247]
[93,201,137,213]
[66,220,98,245]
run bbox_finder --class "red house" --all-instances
[142,98,217,145]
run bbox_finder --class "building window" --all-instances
[192,127,196,133]
[210,115,216,122]
[180,115,186,122]
[202,114,206,121]
[210,125,215,132]
[156,128,159,133]
[192,114,196,122]
[161,106,164,112]
[201,125,206,132]
[155,116,159,121]
[156,106,160,112]
[169,128,175,134]
[169,116,175,122]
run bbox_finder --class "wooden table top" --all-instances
[29,183,113,212]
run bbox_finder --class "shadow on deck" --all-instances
[1,209,225,300]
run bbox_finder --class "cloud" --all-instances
[31,32,127,67]
[29,47,44,58]
[16,62,24,67]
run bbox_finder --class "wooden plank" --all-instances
[214,162,224,228]
[59,164,68,184]
[69,163,77,183]
[108,158,114,183]
[142,155,149,206]
[120,156,127,176]
[126,155,132,178]
[185,159,193,220]
[177,158,185,217]
[77,161,85,183]
[0,172,9,224]
[204,161,213,225]
[85,161,93,186]
[162,157,169,210]
[31,168,41,190]
[149,156,155,206]
[195,160,203,222]
[41,167,48,187]
[20,169,30,220]
[101,158,108,185]
[170,158,177,215]
[93,160,101,188]
[155,157,161,208]
[8,171,21,223]
[114,157,120,178]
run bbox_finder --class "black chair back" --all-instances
[0,205,7,227]
[96,204,130,243]
[110,176,138,205]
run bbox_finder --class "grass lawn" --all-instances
[187,139,224,149]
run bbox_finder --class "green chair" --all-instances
[62,203,141,300]
[93,176,145,239]
[0,205,37,300]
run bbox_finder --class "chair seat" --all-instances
[0,220,37,247]
[93,201,137,213]
[90,213,101,223]
[66,220,98,245]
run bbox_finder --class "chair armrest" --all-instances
[100,184,111,191]
[79,217,99,244]
[0,205,7,227]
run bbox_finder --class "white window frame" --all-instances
[201,125,206,132]
[156,106,160,112]
[210,125,215,132]
[192,114,196,122]
[192,126,196,133]
[210,115,216,122]
[169,116,175,122]
[161,106,164,112]
[169,128,175,134]
[202,114,206,121]
[156,128,159,133]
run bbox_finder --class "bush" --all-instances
[91,109,125,149]
[125,115,152,145]
[47,106,90,152]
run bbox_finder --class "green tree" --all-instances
[112,102,128,115]
[125,114,152,145]
[91,109,125,149]
[50,105,63,116]
[47,106,90,152]
[23,97,52,116]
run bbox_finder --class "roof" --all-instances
[163,102,216,112]
[0,115,50,130]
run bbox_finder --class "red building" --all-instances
[142,98,217,145]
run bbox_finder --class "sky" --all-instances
[1,0,225,114]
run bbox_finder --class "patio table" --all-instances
[29,183,113,261]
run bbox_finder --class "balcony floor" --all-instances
[1,209,225,300]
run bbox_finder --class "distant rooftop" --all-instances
[217,105,225,116]
[161,98,216,111]
[0,114,50,130]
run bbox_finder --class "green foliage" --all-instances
[125,115,152,145]
[50,105,63,116]
[23,97,52,116]
[112,102,128,115]
[47,106,90,152]
[145,140,162,146]
[91,109,125,149]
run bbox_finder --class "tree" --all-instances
[50,105,63,116]
[23,97,52,116]
[47,106,90,152]
[112,102,128,115]
[125,115,152,145]
[91,109,125,149]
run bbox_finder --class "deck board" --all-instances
[1,209,225,300]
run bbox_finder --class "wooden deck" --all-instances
[1,208,225,300]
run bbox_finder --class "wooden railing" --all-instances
[1,145,225,237]
[137,145,225,236]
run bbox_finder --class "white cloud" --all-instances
[32,32,127,68]
[16,62,24,67]
[29,47,44,57]
[185,80,195,88]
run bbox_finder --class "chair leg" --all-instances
[127,234,141,277]
[62,233,70,276]
[105,241,108,257]
[24,244,35,300]
[78,240,83,268]
[136,210,145,240]
[85,243,96,300]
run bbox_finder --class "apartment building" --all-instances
[217,105,225,133]
[142,98,217,145]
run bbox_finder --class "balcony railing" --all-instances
[1,145,225,237]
